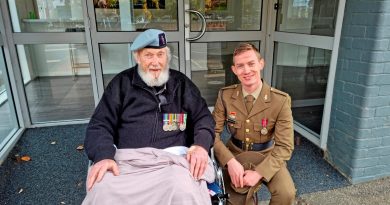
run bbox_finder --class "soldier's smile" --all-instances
[232,49,264,92]
[242,74,255,81]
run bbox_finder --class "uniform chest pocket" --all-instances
[253,123,262,132]
[227,120,241,135]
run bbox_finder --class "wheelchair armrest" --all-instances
[209,147,229,205]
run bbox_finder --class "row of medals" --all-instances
[163,113,187,131]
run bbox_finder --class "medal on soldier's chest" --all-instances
[261,118,268,135]
[227,111,237,124]
[163,113,187,131]
[179,113,187,131]
[171,114,178,130]
[171,123,177,130]
[163,124,169,131]
[163,113,169,131]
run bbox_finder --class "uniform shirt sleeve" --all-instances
[183,78,215,152]
[255,95,294,182]
[212,90,235,166]
[84,79,122,163]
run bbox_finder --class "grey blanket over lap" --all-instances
[82,147,215,205]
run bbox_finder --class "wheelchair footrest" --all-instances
[211,193,229,205]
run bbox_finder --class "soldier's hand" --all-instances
[186,145,208,180]
[243,170,262,187]
[227,158,244,188]
[87,159,119,191]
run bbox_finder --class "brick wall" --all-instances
[326,0,390,184]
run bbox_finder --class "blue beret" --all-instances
[130,29,167,51]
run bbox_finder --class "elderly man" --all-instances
[213,43,296,205]
[83,29,215,205]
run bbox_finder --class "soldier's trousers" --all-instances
[224,164,295,205]
[225,141,296,205]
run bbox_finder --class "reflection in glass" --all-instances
[191,41,260,106]
[17,44,94,123]
[94,0,178,31]
[273,42,331,134]
[0,71,5,92]
[276,0,338,36]
[8,0,85,32]
[100,43,179,87]
[190,0,262,31]
[0,48,18,147]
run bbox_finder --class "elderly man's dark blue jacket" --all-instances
[85,65,215,163]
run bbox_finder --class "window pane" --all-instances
[0,48,18,147]
[94,0,178,31]
[9,0,85,32]
[100,43,179,87]
[276,0,338,36]
[17,44,94,123]
[190,0,262,31]
[0,71,5,92]
[191,41,260,106]
[273,42,331,134]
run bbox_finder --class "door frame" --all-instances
[0,0,347,150]
[264,0,346,149]
[0,1,25,164]
[86,0,268,100]
[0,0,95,127]
[184,0,269,79]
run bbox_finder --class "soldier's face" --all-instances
[232,50,264,89]
[137,48,169,79]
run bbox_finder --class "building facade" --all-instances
[327,0,390,183]
[0,0,388,184]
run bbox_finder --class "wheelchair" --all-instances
[208,147,229,205]
[209,126,262,205]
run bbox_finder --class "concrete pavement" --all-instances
[259,176,390,205]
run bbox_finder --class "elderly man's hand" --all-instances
[186,145,208,180]
[227,158,244,188]
[87,159,119,191]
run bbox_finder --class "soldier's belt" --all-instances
[231,137,274,151]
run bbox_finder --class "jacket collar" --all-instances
[230,84,247,115]
[249,81,271,118]
[230,80,272,117]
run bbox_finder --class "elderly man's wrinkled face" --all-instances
[136,47,170,87]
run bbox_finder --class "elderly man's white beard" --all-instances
[137,65,170,87]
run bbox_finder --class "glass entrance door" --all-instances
[266,0,344,148]
[89,0,266,107]
[0,7,20,162]
[3,0,96,125]
[187,0,265,106]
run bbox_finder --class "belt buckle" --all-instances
[243,138,253,151]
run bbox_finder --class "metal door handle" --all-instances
[185,9,206,41]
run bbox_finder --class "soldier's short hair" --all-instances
[233,43,263,64]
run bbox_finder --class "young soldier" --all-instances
[213,43,296,205]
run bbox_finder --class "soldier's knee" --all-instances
[283,187,296,203]
[271,186,296,204]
